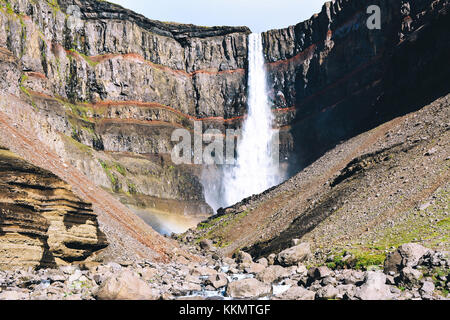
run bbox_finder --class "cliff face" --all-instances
[264,0,449,170]
[0,146,107,269]
[0,0,449,237]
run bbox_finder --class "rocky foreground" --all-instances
[0,241,448,300]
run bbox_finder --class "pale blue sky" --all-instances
[109,0,327,33]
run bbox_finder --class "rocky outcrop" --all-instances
[0,146,107,269]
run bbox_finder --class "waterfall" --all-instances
[203,33,282,210]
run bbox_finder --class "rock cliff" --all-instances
[264,0,449,171]
[0,0,252,231]
[0,146,107,269]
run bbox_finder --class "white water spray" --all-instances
[218,33,282,208]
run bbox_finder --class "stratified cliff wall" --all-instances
[263,0,449,171]
[0,0,448,228]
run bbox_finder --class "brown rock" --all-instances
[96,270,160,300]
[226,278,271,299]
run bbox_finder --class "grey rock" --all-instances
[244,262,266,274]
[420,281,435,296]
[336,284,356,299]
[96,270,160,300]
[356,272,394,300]
[316,285,339,300]
[401,267,423,287]
[385,243,432,273]
[274,286,315,300]
[267,254,277,265]
[308,266,332,280]
[256,265,289,284]
[256,258,269,267]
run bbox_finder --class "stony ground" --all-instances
[0,241,448,300]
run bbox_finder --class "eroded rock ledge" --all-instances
[0,146,107,269]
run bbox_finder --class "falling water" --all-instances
[219,33,281,208]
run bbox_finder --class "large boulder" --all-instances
[226,278,271,299]
[245,262,266,274]
[355,272,394,300]
[96,270,160,300]
[206,273,228,289]
[274,286,315,300]
[277,243,311,266]
[316,285,340,300]
[199,239,214,251]
[190,266,217,277]
[384,243,432,273]
[400,267,423,287]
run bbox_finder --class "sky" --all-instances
[108,0,327,33]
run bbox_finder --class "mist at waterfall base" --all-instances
[203,33,284,212]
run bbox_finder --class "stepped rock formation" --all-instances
[0,146,107,268]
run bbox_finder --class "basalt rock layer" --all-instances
[0,146,107,269]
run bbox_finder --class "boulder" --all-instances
[206,273,228,289]
[355,272,394,300]
[400,267,423,287]
[316,284,339,300]
[199,239,214,251]
[190,266,217,277]
[420,281,435,299]
[226,278,271,299]
[336,284,357,299]
[96,270,160,300]
[308,266,332,280]
[274,286,315,300]
[277,243,311,266]
[384,243,432,273]
[140,267,158,281]
[256,265,289,283]
[0,290,30,300]
[245,262,266,274]
[256,258,269,267]
[339,269,365,284]
[236,251,253,264]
